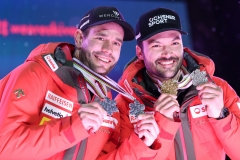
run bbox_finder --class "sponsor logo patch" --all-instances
[45,90,73,111]
[190,104,207,118]
[44,55,59,71]
[42,103,71,118]
[101,116,118,129]
[14,89,25,99]
[39,116,51,125]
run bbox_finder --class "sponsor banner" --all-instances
[44,55,59,71]
[101,116,118,129]
[45,90,73,111]
[42,103,71,118]
[190,104,207,118]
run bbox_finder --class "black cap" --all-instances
[135,8,187,42]
[78,6,135,41]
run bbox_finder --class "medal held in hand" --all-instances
[190,69,208,86]
[100,97,119,116]
[129,100,145,123]
[160,79,178,96]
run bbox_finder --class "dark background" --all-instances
[187,0,240,96]
[0,0,192,80]
[0,0,239,159]
[187,1,240,159]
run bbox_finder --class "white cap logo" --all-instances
[148,15,175,27]
[113,10,119,16]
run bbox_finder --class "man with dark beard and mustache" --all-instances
[116,7,240,160]
[0,6,160,160]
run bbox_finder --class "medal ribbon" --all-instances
[148,65,193,93]
[73,58,135,101]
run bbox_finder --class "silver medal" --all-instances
[129,100,145,117]
[100,97,119,116]
[190,69,208,86]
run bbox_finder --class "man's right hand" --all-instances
[78,102,107,133]
[154,93,180,120]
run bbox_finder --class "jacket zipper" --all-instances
[178,96,196,160]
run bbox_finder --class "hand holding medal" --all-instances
[192,69,224,118]
[155,78,180,120]
[129,100,145,124]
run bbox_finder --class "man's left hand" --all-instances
[134,114,160,147]
[196,82,224,118]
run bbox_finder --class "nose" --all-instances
[102,40,113,55]
[161,46,173,57]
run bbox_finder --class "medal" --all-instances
[100,97,119,116]
[190,69,208,86]
[160,79,178,96]
[73,58,145,124]
[129,100,145,118]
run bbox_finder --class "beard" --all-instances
[145,56,183,80]
[78,48,116,75]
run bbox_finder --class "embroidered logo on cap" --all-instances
[148,15,175,27]
[99,10,120,19]
[113,10,119,16]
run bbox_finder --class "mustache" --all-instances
[156,57,179,62]
[93,51,114,60]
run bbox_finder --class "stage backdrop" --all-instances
[0,0,192,97]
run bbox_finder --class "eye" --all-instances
[172,42,180,45]
[151,44,161,48]
[96,37,105,41]
[113,42,121,46]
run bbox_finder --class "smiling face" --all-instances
[75,22,124,75]
[136,30,184,81]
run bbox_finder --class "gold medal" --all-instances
[160,79,178,96]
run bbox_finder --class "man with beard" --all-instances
[0,6,160,160]
[116,7,240,160]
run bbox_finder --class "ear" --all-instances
[136,45,144,60]
[74,29,83,49]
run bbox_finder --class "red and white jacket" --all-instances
[0,42,163,160]
[115,48,240,160]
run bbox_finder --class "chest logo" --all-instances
[45,90,74,111]
[14,89,25,99]
[190,104,207,118]
[42,103,71,118]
